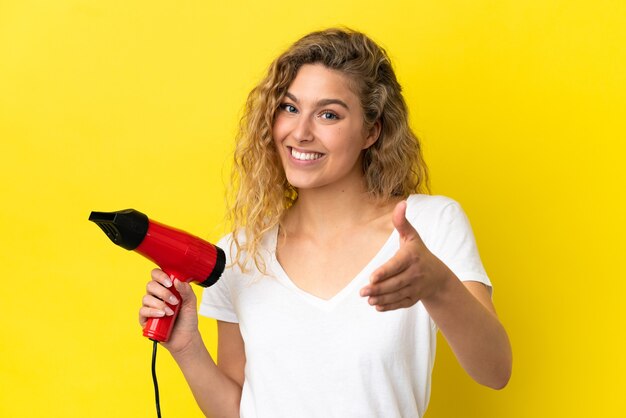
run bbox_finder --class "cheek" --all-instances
[271,123,280,143]
[272,115,291,142]
[272,121,287,159]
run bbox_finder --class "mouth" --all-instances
[288,147,325,161]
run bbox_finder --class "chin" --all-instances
[285,175,325,191]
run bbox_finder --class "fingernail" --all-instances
[369,297,377,305]
[169,295,179,304]
[164,279,172,288]
[154,310,165,317]
[164,307,175,316]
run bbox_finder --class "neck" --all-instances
[283,181,396,239]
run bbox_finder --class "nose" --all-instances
[292,115,314,143]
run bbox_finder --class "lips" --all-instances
[289,147,324,161]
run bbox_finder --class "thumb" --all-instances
[173,279,196,305]
[392,201,423,244]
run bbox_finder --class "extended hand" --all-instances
[360,201,449,311]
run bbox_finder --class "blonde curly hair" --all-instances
[227,28,429,272]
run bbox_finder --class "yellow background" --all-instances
[1,1,624,416]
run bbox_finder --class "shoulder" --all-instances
[216,227,276,277]
[216,229,250,263]
[406,193,458,208]
[403,194,476,251]
[216,232,234,250]
[405,194,461,222]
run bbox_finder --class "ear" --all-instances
[363,119,382,150]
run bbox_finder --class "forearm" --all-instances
[422,272,512,389]
[170,333,242,417]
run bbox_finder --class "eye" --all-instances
[280,103,298,114]
[319,111,339,120]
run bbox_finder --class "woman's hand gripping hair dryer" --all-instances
[89,209,225,342]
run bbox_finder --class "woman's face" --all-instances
[273,64,380,193]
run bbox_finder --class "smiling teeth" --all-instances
[291,148,323,161]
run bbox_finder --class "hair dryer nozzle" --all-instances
[89,209,149,250]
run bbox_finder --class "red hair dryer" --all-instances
[89,209,225,342]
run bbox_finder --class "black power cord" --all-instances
[151,339,162,418]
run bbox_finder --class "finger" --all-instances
[146,280,180,306]
[173,279,197,307]
[392,201,424,245]
[151,268,173,288]
[370,250,411,284]
[141,294,175,316]
[368,284,415,307]
[365,270,414,296]
[374,298,415,312]
[139,306,166,327]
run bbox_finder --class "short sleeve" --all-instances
[198,235,239,323]
[429,200,492,290]
[406,195,492,291]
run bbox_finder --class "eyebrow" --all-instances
[285,92,350,110]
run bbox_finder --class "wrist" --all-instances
[422,266,458,307]
[167,329,205,359]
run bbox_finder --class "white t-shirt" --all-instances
[200,194,491,418]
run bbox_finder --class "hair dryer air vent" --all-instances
[89,209,149,250]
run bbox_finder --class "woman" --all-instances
[140,28,512,417]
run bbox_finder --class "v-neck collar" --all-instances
[268,225,399,311]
